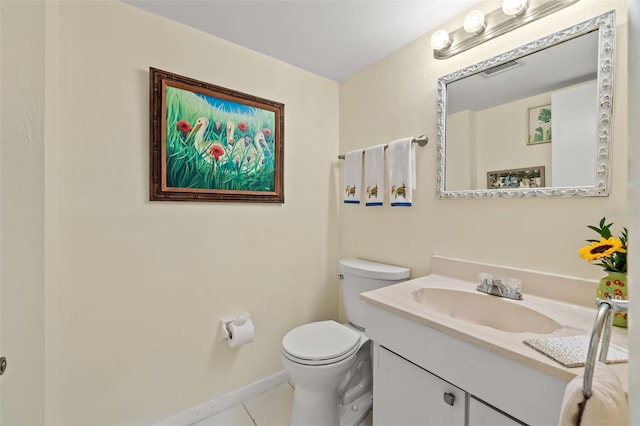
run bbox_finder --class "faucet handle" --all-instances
[503,278,523,300]
[478,273,493,287]
[504,278,521,292]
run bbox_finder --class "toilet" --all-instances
[281,258,410,426]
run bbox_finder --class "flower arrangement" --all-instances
[578,217,627,273]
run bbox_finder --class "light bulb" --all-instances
[502,0,528,16]
[463,10,486,34]
[431,30,451,51]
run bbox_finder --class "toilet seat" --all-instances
[282,320,361,366]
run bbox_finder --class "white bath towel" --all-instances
[387,138,415,206]
[558,362,628,426]
[364,145,385,206]
[343,150,363,204]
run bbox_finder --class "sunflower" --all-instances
[579,217,628,273]
[579,237,626,262]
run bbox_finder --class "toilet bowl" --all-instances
[282,321,372,426]
[281,259,410,426]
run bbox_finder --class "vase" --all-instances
[597,272,628,328]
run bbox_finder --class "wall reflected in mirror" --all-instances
[436,11,615,199]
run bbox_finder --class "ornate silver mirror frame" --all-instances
[436,11,615,199]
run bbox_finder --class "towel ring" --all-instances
[583,298,628,399]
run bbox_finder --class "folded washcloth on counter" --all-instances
[343,150,363,204]
[364,144,385,206]
[387,138,415,206]
[523,335,628,368]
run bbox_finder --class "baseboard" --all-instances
[155,369,290,426]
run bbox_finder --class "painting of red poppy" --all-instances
[149,68,284,203]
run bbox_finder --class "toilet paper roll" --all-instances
[227,317,255,348]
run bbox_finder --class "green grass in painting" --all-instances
[165,87,277,192]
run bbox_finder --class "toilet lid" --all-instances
[282,320,361,362]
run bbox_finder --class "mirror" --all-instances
[436,11,615,198]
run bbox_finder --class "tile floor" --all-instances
[192,381,373,426]
[193,382,295,426]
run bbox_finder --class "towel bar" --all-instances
[337,135,428,159]
[583,298,628,399]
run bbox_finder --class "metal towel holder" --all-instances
[337,135,428,159]
[583,298,628,399]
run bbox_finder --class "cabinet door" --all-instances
[468,396,524,426]
[373,344,465,426]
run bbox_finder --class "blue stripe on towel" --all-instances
[366,202,383,206]
[391,202,412,207]
[344,200,360,204]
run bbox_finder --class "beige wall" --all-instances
[3,1,340,424]
[340,0,634,412]
[1,1,46,425]
[475,92,553,186]
[340,0,629,281]
[1,0,635,424]
[444,110,475,190]
[448,89,554,191]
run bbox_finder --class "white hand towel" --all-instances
[387,138,415,207]
[343,150,363,204]
[364,145,385,206]
[558,362,628,426]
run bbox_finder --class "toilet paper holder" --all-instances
[219,313,251,341]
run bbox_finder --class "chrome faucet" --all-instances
[476,277,523,300]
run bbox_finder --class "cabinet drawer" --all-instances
[373,344,465,426]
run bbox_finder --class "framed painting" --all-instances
[527,104,551,145]
[487,166,545,189]
[149,68,284,202]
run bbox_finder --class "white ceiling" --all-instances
[123,0,480,81]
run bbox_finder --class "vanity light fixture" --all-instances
[463,10,487,34]
[502,0,528,16]
[430,29,452,51]
[431,0,580,59]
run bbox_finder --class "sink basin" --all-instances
[411,288,561,334]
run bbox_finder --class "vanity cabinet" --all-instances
[373,345,465,425]
[365,302,567,425]
[373,344,523,426]
[468,397,523,426]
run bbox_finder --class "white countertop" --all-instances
[360,273,629,391]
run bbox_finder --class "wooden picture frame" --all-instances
[487,166,545,189]
[149,68,284,203]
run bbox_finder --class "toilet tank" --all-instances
[339,258,410,330]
